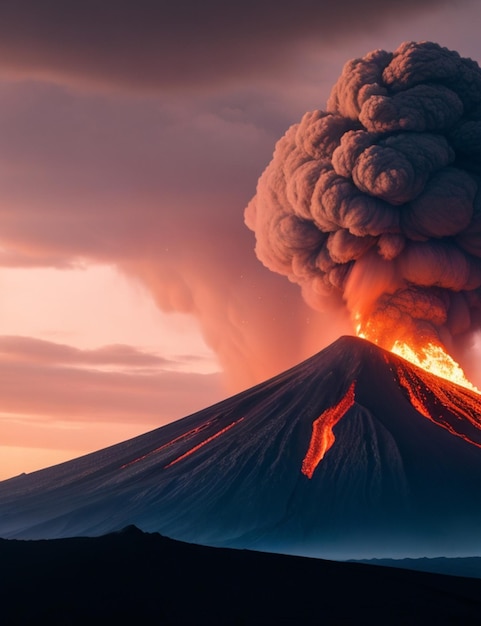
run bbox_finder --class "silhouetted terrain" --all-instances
[2,527,481,625]
[1,337,481,559]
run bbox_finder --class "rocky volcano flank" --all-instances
[1,336,481,559]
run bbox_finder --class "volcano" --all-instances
[1,336,481,559]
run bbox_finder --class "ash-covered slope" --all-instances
[1,336,481,559]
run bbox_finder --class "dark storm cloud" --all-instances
[0,0,456,90]
[246,42,481,352]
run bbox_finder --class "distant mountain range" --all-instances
[356,556,481,579]
[1,336,481,560]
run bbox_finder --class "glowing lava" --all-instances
[355,315,479,394]
[395,360,481,448]
[121,420,216,469]
[301,382,356,479]
[122,417,246,471]
[391,341,479,394]
[164,418,245,469]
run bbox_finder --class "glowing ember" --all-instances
[301,381,356,479]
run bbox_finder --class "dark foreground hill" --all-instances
[2,526,481,625]
[1,336,481,559]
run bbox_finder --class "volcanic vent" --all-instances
[1,336,481,559]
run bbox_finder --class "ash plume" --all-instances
[245,42,481,356]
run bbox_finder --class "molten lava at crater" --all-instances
[391,341,479,394]
[356,319,479,394]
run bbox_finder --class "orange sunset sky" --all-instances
[1,0,481,479]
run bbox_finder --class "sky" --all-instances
[1,0,480,479]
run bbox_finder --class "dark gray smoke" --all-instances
[245,42,481,355]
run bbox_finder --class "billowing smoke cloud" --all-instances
[245,42,481,356]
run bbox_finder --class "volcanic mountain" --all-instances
[1,336,481,559]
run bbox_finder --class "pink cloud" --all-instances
[0,335,173,367]
[0,348,224,425]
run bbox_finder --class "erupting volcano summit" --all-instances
[1,336,481,559]
[245,41,481,387]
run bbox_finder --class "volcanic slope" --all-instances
[1,336,481,559]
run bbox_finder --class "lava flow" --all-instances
[394,360,481,448]
[301,381,356,479]
[164,418,245,469]
[120,419,216,469]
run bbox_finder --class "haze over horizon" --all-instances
[1,0,481,479]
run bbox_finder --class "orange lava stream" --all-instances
[395,362,481,448]
[301,382,356,479]
[121,420,214,469]
[395,367,431,421]
[164,418,245,469]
